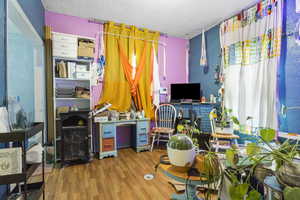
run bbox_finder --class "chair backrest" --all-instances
[155,104,177,129]
[209,108,217,134]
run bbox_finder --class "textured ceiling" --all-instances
[42,0,258,39]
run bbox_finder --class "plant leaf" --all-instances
[226,149,235,166]
[246,143,260,156]
[177,125,184,132]
[246,190,261,200]
[231,116,240,125]
[260,128,275,143]
[284,187,300,200]
[229,183,249,200]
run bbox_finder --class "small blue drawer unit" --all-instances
[99,123,117,159]
[134,120,150,152]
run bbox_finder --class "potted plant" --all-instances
[167,134,196,169]
[177,120,211,150]
[223,128,300,200]
[195,149,222,200]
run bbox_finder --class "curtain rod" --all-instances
[88,18,168,37]
[98,31,167,46]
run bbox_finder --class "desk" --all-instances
[94,118,150,159]
[159,164,209,200]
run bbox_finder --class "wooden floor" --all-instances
[45,149,175,200]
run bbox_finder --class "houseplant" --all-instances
[177,119,211,150]
[167,134,196,168]
[224,128,300,199]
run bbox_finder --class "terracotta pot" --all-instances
[276,159,300,187]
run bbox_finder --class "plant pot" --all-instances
[194,153,220,177]
[192,133,211,151]
[254,164,274,183]
[276,159,300,187]
[167,146,196,168]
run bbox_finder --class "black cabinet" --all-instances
[59,111,90,166]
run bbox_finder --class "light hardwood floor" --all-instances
[45,149,175,200]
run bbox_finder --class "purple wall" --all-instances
[45,11,102,38]
[45,10,188,100]
[45,10,187,147]
[158,36,188,102]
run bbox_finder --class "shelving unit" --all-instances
[56,97,90,100]
[53,56,92,164]
[0,122,45,200]
[50,32,95,165]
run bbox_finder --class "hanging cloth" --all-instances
[185,44,189,82]
[118,40,147,98]
[200,30,207,66]
[297,0,300,13]
[151,42,160,108]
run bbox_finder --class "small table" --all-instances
[159,164,209,200]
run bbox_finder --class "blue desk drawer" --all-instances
[137,133,148,146]
[102,124,116,138]
[137,121,149,134]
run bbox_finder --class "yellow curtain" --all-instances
[98,22,159,118]
[98,22,132,111]
[135,29,159,118]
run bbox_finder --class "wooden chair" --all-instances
[150,104,177,152]
[209,109,239,152]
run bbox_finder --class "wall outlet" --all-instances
[160,87,168,94]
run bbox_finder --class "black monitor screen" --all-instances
[171,83,201,101]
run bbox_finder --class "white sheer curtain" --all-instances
[220,0,283,129]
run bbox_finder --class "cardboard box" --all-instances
[78,40,94,58]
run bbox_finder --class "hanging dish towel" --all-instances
[200,30,207,66]
[297,0,300,13]
[151,43,160,108]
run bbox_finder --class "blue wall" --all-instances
[0,0,6,106]
[0,1,44,199]
[0,0,7,198]
[189,25,221,99]
[278,0,300,133]
[17,0,45,39]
